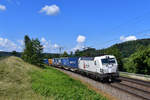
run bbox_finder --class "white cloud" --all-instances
[72,35,86,52]
[120,35,137,42]
[0,37,18,51]
[40,37,60,53]
[0,37,61,53]
[41,37,46,43]
[77,35,86,43]
[0,4,6,11]
[17,40,24,51]
[39,5,60,16]
[40,37,51,52]
[17,40,24,46]
[54,44,59,48]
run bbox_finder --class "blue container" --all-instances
[56,58,60,65]
[53,58,59,65]
[60,58,69,66]
[43,59,49,65]
[68,57,79,68]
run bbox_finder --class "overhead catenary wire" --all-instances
[89,10,150,49]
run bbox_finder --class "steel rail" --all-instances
[120,76,150,87]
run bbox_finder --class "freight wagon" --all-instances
[60,57,69,69]
[67,57,78,71]
[52,58,60,67]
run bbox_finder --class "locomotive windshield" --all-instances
[101,58,116,65]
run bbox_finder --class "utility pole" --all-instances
[58,46,64,54]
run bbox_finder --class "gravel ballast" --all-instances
[56,68,145,100]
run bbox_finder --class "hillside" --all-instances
[75,38,150,59]
[109,38,150,58]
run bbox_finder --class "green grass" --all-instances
[31,66,107,100]
[0,56,107,100]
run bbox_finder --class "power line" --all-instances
[107,11,150,34]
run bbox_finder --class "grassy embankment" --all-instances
[0,56,107,100]
[0,56,48,100]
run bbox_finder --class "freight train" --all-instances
[44,55,119,81]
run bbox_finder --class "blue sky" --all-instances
[0,0,150,53]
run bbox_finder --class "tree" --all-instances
[12,51,17,56]
[22,35,33,63]
[22,35,44,67]
[124,47,150,75]
[31,38,44,66]
[61,51,69,57]
[75,49,81,57]
[104,47,124,71]
[81,48,96,57]
[24,35,31,47]
[70,51,74,57]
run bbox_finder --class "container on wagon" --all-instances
[61,58,69,66]
[48,59,53,65]
[68,57,79,68]
[43,59,49,65]
[52,58,59,66]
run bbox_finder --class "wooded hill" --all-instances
[109,38,150,58]
[75,38,150,58]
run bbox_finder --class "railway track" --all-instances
[109,76,150,100]
[54,66,150,100]
[119,76,150,87]
[110,82,150,100]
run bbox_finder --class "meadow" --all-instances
[0,56,107,100]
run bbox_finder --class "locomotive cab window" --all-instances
[101,58,116,65]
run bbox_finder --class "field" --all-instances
[0,56,107,100]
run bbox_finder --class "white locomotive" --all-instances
[78,55,119,81]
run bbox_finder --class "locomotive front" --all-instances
[95,55,119,80]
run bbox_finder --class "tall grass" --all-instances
[0,56,50,100]
[31,66,107,100]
